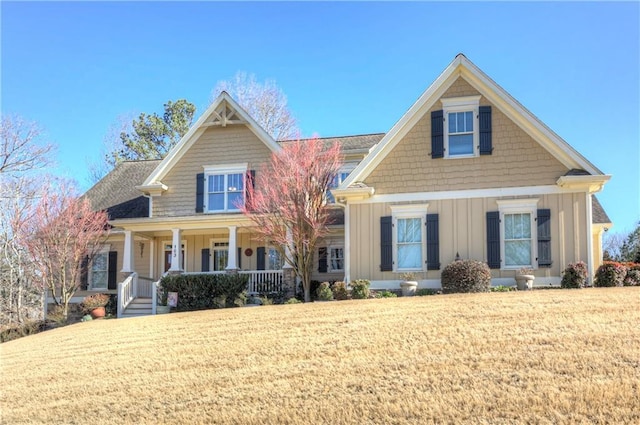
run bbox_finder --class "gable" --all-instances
[342,54,605,194]
[365,76,570,195]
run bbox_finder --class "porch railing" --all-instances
[117,272,138,318]
[137,276,156,298]
[241,270,283,294]
[151,280,159,315]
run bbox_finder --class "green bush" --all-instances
[624,265,640,286]
[285,297,301,304]
[159,273,249,311]
[594,262,627,287]
[375,290,397,298]
[441,260,491,294]
[316,282,334,301]
[415,288,438,296]
[491,285,516,292]
[331,281,349,300]
[350,279,370,299]
[561,261,588,288]
[1,321,45,343]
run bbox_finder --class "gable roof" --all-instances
[139,92,280,191]
[341,54,605,189]
[83,160,161,219]
[592,195,612,225]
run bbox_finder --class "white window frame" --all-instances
[328,164,355,203]
[390,204,429,272]
[497,199,539,270]
[162,240,187,273]
[203,164,247,213]
[442,95,481,159]
[89,244,111,290]
[328,245,345,272]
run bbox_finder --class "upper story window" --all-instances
[203,164,247,213]
[327,166,355,203]
[442,95,480,158]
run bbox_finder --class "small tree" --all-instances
[241,138,342,302]
[24,186,109,321]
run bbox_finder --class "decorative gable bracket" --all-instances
[202,99,246,128]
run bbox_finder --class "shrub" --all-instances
[81,293,110,313]
[105,294,118,316]
[415,288,438,296]
[316,282,334,301]
[441,260,491,294]
[491,285,516,292]
[0,321,45,343]
[375,290,397,298]
[560,261,588,288]
[331,281,349,300]
[594,262,627,287]
[285,297,301,304]
[159,273,249,311]
[350,279,370,299]
[624,265,640,286]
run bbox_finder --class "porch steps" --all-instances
[121,297,153,318]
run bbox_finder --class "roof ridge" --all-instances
[278,132,386,142]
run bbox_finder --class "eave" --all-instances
[556,175,611,193]
[331,186,375,202]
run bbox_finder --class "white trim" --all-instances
[497,199,539,270]
[328,245,345,273]
[390,203,430,214]
[203,163,248,174]
[341,54,604,189]
[203,168,247,213]
[348,185,576,205]
[209,238,230,272]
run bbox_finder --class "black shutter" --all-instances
[108,251,118,290]
[238,247,242,269]
[257,247,265,270]
[479,106,492,155]
[380,216,393,271]
[318,247,328,273]
[537,209,552,267]
[201,248,210,272]
[80,255,89,290]
[245,170,255,211]
[426,214,440,270]
[431,110,444,159]
[486,211,501,269]
[196,173,205,213]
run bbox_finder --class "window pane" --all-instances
[213,249,228,271]
[398,218,421,243]
[398,244,421,269]
[228,192,243,210]
[92,271,108,289]
[465,111,473,131]
[228,173,243,192]
[448,113,456,133]
[209,175,225,192]
[449,134,473,155]
[208,193,225,210]
[92,253,107,272]
[505,240,531,266]
[268,248,284,270]
[330,247,344,271]
[457,112,465,132]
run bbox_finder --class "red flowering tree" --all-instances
[241,138,342,302]
[24,186,109,320]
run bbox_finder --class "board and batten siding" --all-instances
[348,193,588,284]
[152,126,273,218]
[365,77,570,194]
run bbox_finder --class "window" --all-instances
[391,204,428,272]
[327,168,353,202]
[203,164,247,212]
[329,246,344,271]
[91,252,108,289]
[442,96,480,158]
[267,247,284,270]
[497,199,538,269]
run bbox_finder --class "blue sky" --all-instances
[2,1,639,233]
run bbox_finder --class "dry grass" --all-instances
[1,288,639,424]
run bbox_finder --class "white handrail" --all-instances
[117,272,138,318]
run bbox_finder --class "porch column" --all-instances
[283,228,293,269]
[585,193,594,284]
[169,228,183,273]
[344,203,350,283]
[226,226,238,271]
[121,230,135,274]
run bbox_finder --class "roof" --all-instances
[592,195,612,224]
[279,133,384,154]
[83,160,161,219]
[341,54,606,189]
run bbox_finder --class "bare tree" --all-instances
[23,182,109,321]
[603,231,626,261]
[212,72,298,141]
[87,113,135,185]
[241,138,342,302]
[0,115,54,328]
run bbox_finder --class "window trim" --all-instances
[209,238,230,272]
[89,244,111,290]
[497,199,539,270]
[328,245,345,272]
[203,163,247,213]
[390,204,429,272]
[442,95,481,159]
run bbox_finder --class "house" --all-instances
[74,54,611,317]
